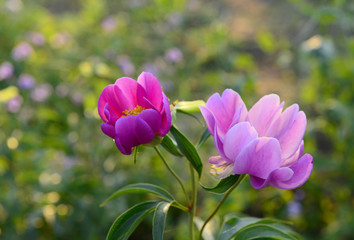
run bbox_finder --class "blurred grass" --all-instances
[0,0,353,239]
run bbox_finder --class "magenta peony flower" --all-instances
[98,72,172,155]
[200,89,313,189]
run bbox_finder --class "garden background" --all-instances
[0,0,353,239]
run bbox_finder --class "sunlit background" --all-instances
[0,0,353,239]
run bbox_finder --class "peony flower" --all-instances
[98,72,171,155]
[200,89,313,189]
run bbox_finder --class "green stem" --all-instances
[154,147,190,204]
[198,175,246,240]
[189,163,197,240]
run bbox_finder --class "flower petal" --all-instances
[249,167,294,189]
[115,115,155,155]
[114,77,146,110]
[233,137,282,179]
[266,104,299,138]
[138,109,161,133]
[157,94,172,136]
[278,111,307,159]
[270,154,313,189]
[137,72,163,110]
[200,106,216,136]
[223,122,258,162]
[101,123,115,138]
[248,94,283,136]
[209,156,233,179]
[281,141,304,167]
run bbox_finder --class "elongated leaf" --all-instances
[219,215,300,240]
[153,201,172,240]
[100,183,174,207]
[161,135,183,157]
[106,201,160,240]
[201,175,241,194]
[231,224,298,240]
[170,126,203,178]
[197,128,211,149]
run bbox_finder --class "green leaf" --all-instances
[153,201,172,240]
[218,215,300,240]
[100,183,174,207]
[170,126,203,178]
[231,224,299,240]
[201,175,241,194]
[197,128,211,149]
[160,135,183,157]
[133,146,138,164]
[106,201,160,240]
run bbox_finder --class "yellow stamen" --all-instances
[122,105,145,116]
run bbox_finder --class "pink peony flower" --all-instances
[98,72,172,155]
[200,89,313,189]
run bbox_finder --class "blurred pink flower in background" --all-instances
[116,55,135,76]
[165,47,183,63]
[12,42,33,61]
[98,72,171,155]
[18,74,36,89]
[6,95,23,113]
[28,32,45,46]
[0,62,14,80]
[101,16,117,32]
[31,83,53,102]
[201,89,313,190]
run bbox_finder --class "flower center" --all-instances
[122,105,145,116]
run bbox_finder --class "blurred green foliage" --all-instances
[0,0,353,239]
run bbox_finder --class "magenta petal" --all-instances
[223,122,258,162]
[278,111,307,159]
[98,84,116,122]
[115,115,155,155]
[270,154,313,189]
[200,106,216,136]
[249,176,269,189]
[101,123,115,138]
[137,72,163,110]
[234,137,282,179]
[114,77,146,109]
[158,94,171,136]
[248,94,282,136]
[114,136,132,155]
[138,109,161,132]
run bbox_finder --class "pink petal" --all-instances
[233,137,282,179]
[114,77,146,110]
[249,167,294,189]
[281,141,304,167]
[278,111,307,159]
[266,104,299,138]
[137,72,163,111]
[223,122,258,162]
[248,94,283,136]
[157,94,172,136]
[200,106,215,136]
[221,89,248,122]
[270,154,313,189]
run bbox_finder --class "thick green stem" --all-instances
[198,175,246,240]
[154,147,190,204]
[189,163,197,240]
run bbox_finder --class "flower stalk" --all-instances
[198,174,246,240]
